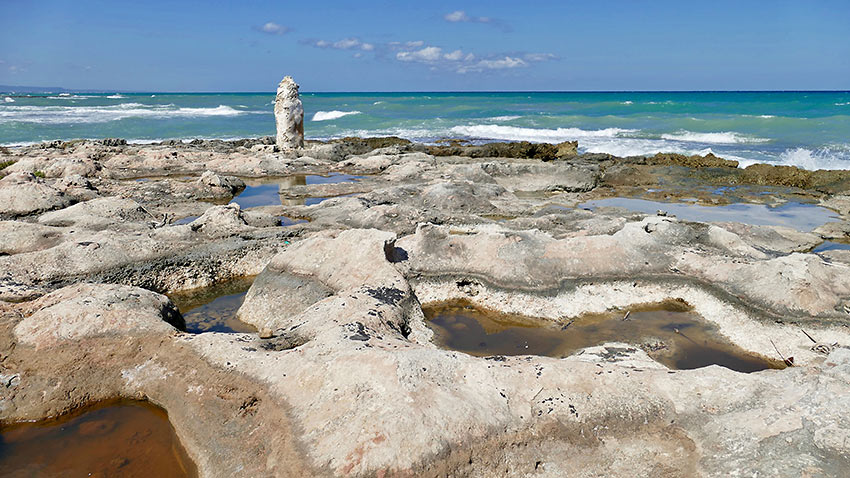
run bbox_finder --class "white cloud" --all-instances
[477,56,527,69]
[444,11,470,22]
[524,53,557,62]
[443,10,509,31]
[306,37,375,52]
[443,49,465,61]
[256,22,290,35]
[397,46,443,62]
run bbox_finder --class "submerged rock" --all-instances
[274,76,304,152]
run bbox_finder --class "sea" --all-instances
[2,91,849,170]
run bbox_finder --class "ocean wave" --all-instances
[312,110,361,121]
[106,94,126,99]
[621,101,633,105]
[769,147,850,170]
[486,115,521,121]
[660,131,769,144]
[3,97,13,103]
[0,104,254,124]
[449,124,636,142]
[836,102,850,106]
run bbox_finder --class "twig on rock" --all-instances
[801,328,817,344]
[770,338,794,366]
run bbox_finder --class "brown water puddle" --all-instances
[168,277,257,333]
[0,400,197,477]
[424,299,783,372]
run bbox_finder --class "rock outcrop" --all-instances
[274,76,304,152]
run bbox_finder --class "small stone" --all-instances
[259,328,275,339]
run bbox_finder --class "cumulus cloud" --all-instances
[254,22,290,35]
[443,10,509,31]
[304,37,375,52]
[397,46,443,62]
[444,10,471,22]
[300,34,554,73]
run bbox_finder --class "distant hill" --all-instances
[0,85,71,94]
[0,85,114,95]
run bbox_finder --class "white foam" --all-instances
[621,101,633,105]
[3,97,13,103]
[0,104,254,124]
[106,94,126,99]
[449,124,636,143]
[770,147,850,170]
[835,102,849,106]
[311,110,361,121]
[487,115,521,121]
[660,131,769,144]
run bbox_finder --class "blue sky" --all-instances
[1,0,849,91]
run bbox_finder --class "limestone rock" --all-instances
[14,283,182,348]
[194,170,245,199]
[0,172,72,218]
[0,221,65,255]
[274,76,304,151]
[39,197,151,230]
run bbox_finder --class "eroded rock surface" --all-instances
[2,137,850,477]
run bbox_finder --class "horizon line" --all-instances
[3,88,850,95]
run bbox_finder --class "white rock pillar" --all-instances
[274,76,304,151]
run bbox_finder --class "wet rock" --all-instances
[0,172,73,218]
[738,163,850,193]
[100,138,127,147]
[274,76,304,151]
[645,152,739,168]
[427,140,578,161]
[14,283,182,348]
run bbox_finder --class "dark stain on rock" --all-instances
[348,322,371,341]
[364,287,405,306]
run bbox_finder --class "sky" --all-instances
[1,0,849,92]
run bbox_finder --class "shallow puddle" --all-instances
[424,300,782,372]
[168,277,257,333]
[0,400,197,477]
[812,241,850,253]
[173,215,199,225]
[579,197,838,231]
[229,173,363,208]
[280,215,309,227]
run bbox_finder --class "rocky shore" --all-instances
[2,135,850,477]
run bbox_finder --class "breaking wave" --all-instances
[660,131,769,144]
[311,110,361,121]
[772,146,850,170]
[0,104,255,124]
[449,124,636,143]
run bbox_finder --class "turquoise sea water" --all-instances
[2,91,849,169]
